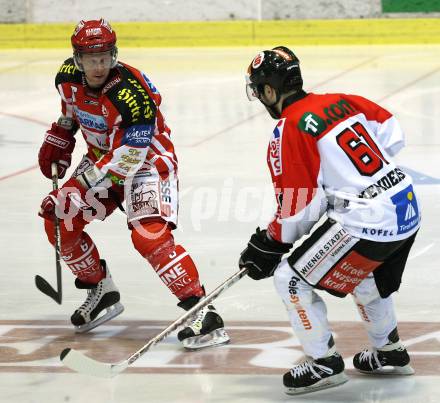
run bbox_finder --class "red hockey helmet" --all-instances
[71,19,118,71]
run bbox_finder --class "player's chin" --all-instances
[89,76,107,88]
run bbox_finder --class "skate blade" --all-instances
[285,372,349,396]
[359,364,415,376]
[75,303,124,334]
[182,328,230,351]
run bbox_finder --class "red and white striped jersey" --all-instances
[266,93,421,244]
[55,58,177,186]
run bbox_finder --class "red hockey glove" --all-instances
[39,177,87,221]
[38,122,76,179]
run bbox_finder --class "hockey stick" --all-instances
[60,267,248,377]
[35,163,63,304]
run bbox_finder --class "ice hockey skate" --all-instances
[353,342,414,375]
[177,302,230,350]
[71,260,124,333]
[283,347,348,395]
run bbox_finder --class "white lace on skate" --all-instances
[74,274,124,334]
[358,349,382,370]
[186,307,207,336]
[77,288,98,319]
[285,357,349,396]
[357,348,415,375]
[290,360,331,380]
[181,307,230,350]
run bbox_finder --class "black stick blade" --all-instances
[35,275,62,304]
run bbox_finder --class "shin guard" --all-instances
[131,222,205,300]
[155,244,205,300]
[61,232,104,284]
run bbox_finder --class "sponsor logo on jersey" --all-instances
[117,88,142,122]
[102,76,122,94]
[123,124,154,147]
[58,63,77,75]
[289,293,312,330]
[390,185,420,235]
[141,72,159,94]
[362,228,395,237]
[288,275,301,297]
[69,255,98,275]
[358,167,406,199]
[318,251,381,294]
[160,178,172,217]
[297,227,351,279]
[159,263,190,287]
[298,112,327,136]
[298,99,356,137]
[356,303,370,322]
[84,99,99,105]
[119,149,142,173]
[130,182,159,214]
[128,78,155,119]
[269,119,285,176]
[73,107,107,131]
[117,80,154,123]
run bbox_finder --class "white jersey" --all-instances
[266,92,421,243]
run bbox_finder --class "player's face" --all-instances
[80,51,113,88]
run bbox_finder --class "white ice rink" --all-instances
[0,45,439,402]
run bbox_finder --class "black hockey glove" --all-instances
[239,228,292,280]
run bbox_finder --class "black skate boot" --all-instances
[177,296,230,350]
[353,328,414,375]
[71,260,124,333]
[283,345,348,395]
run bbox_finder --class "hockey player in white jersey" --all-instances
[239,46,420,395]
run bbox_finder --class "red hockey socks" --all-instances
[62,232,104,284]
[131,222,205,301]
[44,219,104,284]
[154,244,205,300]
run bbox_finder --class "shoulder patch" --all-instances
[298,112,328,137]
[140,72,159,95]
[55,58,82,88]
[105,65,157,128]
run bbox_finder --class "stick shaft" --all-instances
[51,163,63,303]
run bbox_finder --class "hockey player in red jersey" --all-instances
[239,46,420,394]
[38,19,229,349]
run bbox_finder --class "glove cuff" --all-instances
[254,227,292,254]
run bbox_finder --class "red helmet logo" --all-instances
[252,52,265,69]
